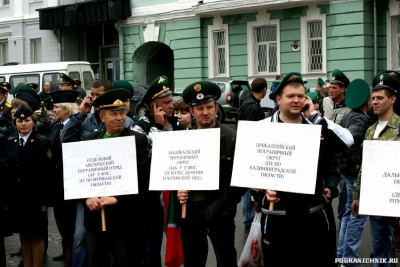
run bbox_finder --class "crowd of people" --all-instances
[0,67,399,267]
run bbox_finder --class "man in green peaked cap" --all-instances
[177,80,246,267]
[316,77,328,105]
[130,76,185,267]
[257,72,354,266]
[112,80,137,120]
[82,88,150,266]
[352,73,400,264]
[336,78,372,264]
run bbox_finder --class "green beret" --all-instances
[306,91,318,104]
[330,69,350,88]
[345,79,370,109]
[112,80,134,99]
[317,78,324,86]
[273,72,304,97]
[14,86,41,111]
[59,73,76,87]
[51,90,79,104]
[182,81,221,106]
[14,104,34,120]
[143,76,172,105]
[92,89,129,110]
[372,73,400,94]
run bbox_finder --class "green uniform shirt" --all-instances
[354,112,400,200]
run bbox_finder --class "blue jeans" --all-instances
[241,189,254,228]
[370,216,393,267]
[73,201,89,267]
[337,174,367,265]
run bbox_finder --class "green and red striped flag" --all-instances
[162,190,184,267]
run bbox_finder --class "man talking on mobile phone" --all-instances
[256,72,354,266]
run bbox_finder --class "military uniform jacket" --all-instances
[354,112,400,200]
[82,128,150,232]
[8,131,54,207]
[260,110,353,214]
[0,100,12,130]
[182,122,246,222]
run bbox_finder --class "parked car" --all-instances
[209,79,251,123]
[129,85,147,116]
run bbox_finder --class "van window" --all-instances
[9,74,40,94]
[83,71,93,91]
[0,76,4,82]
[68,72,80,80]
[43,73,61,92]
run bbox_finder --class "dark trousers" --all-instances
[261,206,336,267]
[180,201,238,267]
[86,229,142,267]
[0,237,5,267]
[53,201,77,253]
[143,191,164,267]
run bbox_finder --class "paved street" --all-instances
[4,197,378,267]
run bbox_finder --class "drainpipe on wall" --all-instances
[115,22,125,80]
[374,0,377,76]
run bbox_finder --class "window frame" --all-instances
[30,38,42,64]
[387,0,400,70]
[208,16,229,78]
[247,11,280,80]
[300,5,327,80]
[0,41,8,66]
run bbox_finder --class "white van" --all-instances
[0,61,94,102]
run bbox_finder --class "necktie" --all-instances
[18,138,24,155]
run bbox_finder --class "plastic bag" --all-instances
[238,212,264,267]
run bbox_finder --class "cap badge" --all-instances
[20,114,25,119]
[194,84,201,91]
[287,75,299,82]
[158,77,165,84]
[389,72,397,77]
[113,99,123,105]
[196,93,204,100]
[332,76,335,81]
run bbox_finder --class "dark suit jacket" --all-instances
[82,128,150,232]
[8,131,54,207]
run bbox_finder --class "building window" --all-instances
[255,25,277,73]
[247,11,280,79]
[31,39,42,63]
[0,42,8,66]
[208,16,229,78]
[3,0,10,5]
[212,30,227,76]
[307,21,323,72]
[300,5,326,78]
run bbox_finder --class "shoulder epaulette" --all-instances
[5,102,11,108]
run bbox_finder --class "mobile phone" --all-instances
[302,104,309,112]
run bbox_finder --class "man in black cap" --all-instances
[130,75,185,267]
[260,72,353,266]
[27,83,39,93]
[177,81,245,267]
[59,73,76,91]
[0,82,12,131]
[83,89,149,267]
[352,73,400,265]
[73,79,87,100]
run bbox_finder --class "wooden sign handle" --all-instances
[269,190,276,211]
[181,203,186,218]
[101,207,106,231]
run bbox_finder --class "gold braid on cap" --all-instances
[152,86,170,99]
[100,99,125,109]
[287,75,299,82]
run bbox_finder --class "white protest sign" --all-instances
[149,128,220,190]
[62,136,138,200]
[231,120,321,194]
[359,140,400,217]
